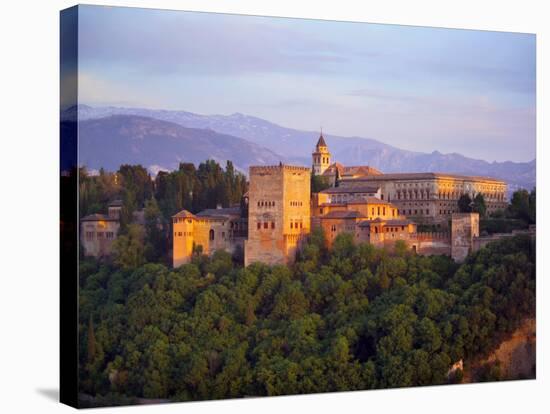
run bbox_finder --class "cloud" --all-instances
[78,6,349,77]
[74,5,536,162]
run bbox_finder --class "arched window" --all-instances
[209,229,215,241]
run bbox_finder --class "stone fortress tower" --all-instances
[451,212,480,262]
[244,164,311,266]
[312,132,331,175]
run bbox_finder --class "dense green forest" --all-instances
[78,231,535,406]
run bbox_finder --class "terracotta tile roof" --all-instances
[319,196,393,207]
[172,209,196,219]
[316,133,327,148]
[196,206,242,218]
[358,218,413,227]
[320,185,380,194]
[322,163,382,177]
[349,196,392,205]
[341,172,505,183]
[321,211,367,219]
[342,165,383,176]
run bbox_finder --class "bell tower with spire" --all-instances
[312,130,331,175]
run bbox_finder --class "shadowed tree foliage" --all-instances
[458,194,473,213]
[112,224,146,270]
[311,174,331,193]
[472,193,487,217]
[508,188,536,224]
[79,229,535,404]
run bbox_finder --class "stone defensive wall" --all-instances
[412,231,452,256]
[473,227,535,253]
[249,165,311,174]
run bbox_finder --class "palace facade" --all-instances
[313,134,507,226]
[172,206,247,268]
[165,133,507,267]
[80,200,122,257]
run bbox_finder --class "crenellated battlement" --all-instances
[249,164,311,174]
[415,231,450,241]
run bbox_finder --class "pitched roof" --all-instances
[320,185,380,194]
[341,165,383,176]
[321,210,367,219]
[316,133,327,148]
[196,206,242,218]
[172,209,196,219]
[341,172,505,183]
[349,196,392,205]
[322,163,382,177]
[358,218,413,227]
[319,197,393,208]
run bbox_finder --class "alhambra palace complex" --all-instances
[80,134,511,266]
[169,135,509,267]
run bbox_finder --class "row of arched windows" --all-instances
[257,200,275,208]
[396,189,431,200]
[290,221,303,229]
[313,156,330,164]
[256,221,275,230]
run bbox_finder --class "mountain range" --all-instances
[64,104,536,192]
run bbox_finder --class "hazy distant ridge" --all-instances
[66,105,535,191]
[75,115,294,174]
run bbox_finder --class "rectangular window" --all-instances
[264,222,268,229]
[271,222,275,229]
[97,232,104,238]
[257,222,261,230]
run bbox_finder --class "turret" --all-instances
[312,131,331,175]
